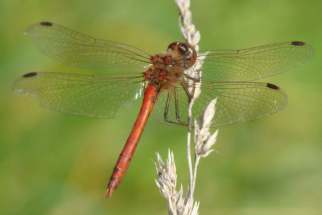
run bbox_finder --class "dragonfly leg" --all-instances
[174,88,181,122]
[181,82,193,102]
[163,92,170,121]
[163,90,188,126]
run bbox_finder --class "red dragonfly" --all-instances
[14,21,312,197]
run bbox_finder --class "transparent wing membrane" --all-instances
[14,72,144,118]
[200,41,313,82]
[195,81,287,127]
[26,22,150,74]
[154,81,287,127]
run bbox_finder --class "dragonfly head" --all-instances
[167,42,197,69]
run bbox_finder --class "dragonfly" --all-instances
[14,21,312,197]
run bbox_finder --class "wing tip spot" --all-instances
[40,21,53,27]
[22,72,38,78]
[291,41,305,46]
[266,83,280,90]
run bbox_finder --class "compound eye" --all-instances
[186,48,194,59]
[167,42,178,51]
[178,43,188,55]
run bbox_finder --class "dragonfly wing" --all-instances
[192,81,288,127]
[13,72,144,118]
[201,41,313,82]
[26,22,150,74]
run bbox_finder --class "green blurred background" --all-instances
[1,0,321,214]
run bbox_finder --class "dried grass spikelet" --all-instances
[155,1,218,215]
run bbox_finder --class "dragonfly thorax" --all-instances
[144,42,197,89]
[144,64,183,89]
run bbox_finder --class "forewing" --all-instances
[26,22,150,74]
[13,72,144,118]
[201,41,313,82]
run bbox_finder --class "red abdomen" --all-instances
[106,83,158,197]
